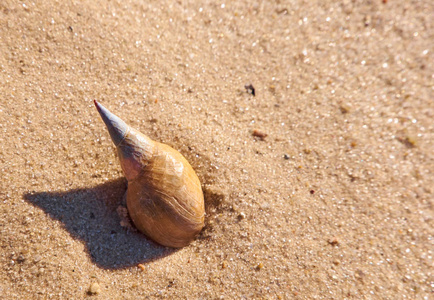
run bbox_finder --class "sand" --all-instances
[0,0,433,299]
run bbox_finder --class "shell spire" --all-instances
[94,100,128,146]
[94,100,154,182]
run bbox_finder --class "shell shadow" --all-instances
[23,177,177,269]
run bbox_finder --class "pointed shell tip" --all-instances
[94,100,100,111]
[94,101,128,147]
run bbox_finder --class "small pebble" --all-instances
[238,212,246,220]
[355,269,365,280]
[167,279,176,288]
[397,136,417,148]
[88,282,101,295]
[256,262,264,270]
[244,83,255,96]
[17,255,25,263]
[137,264,146,271]
[283,154,290,160]
[339,104,350,114]
[221,261,228,269]
[252,129,268,141]
[328,237,339,246]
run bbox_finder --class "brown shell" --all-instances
[94,100,205,248]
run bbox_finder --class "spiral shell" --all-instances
[94,100,205,248]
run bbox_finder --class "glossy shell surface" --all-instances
[95,100,205,248]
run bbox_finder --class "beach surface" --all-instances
[0,0,433,298]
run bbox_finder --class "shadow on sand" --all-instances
[24,177,177,269]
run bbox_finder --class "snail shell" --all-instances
[94,100,205,248]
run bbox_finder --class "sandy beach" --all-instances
[0,0,433,298]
